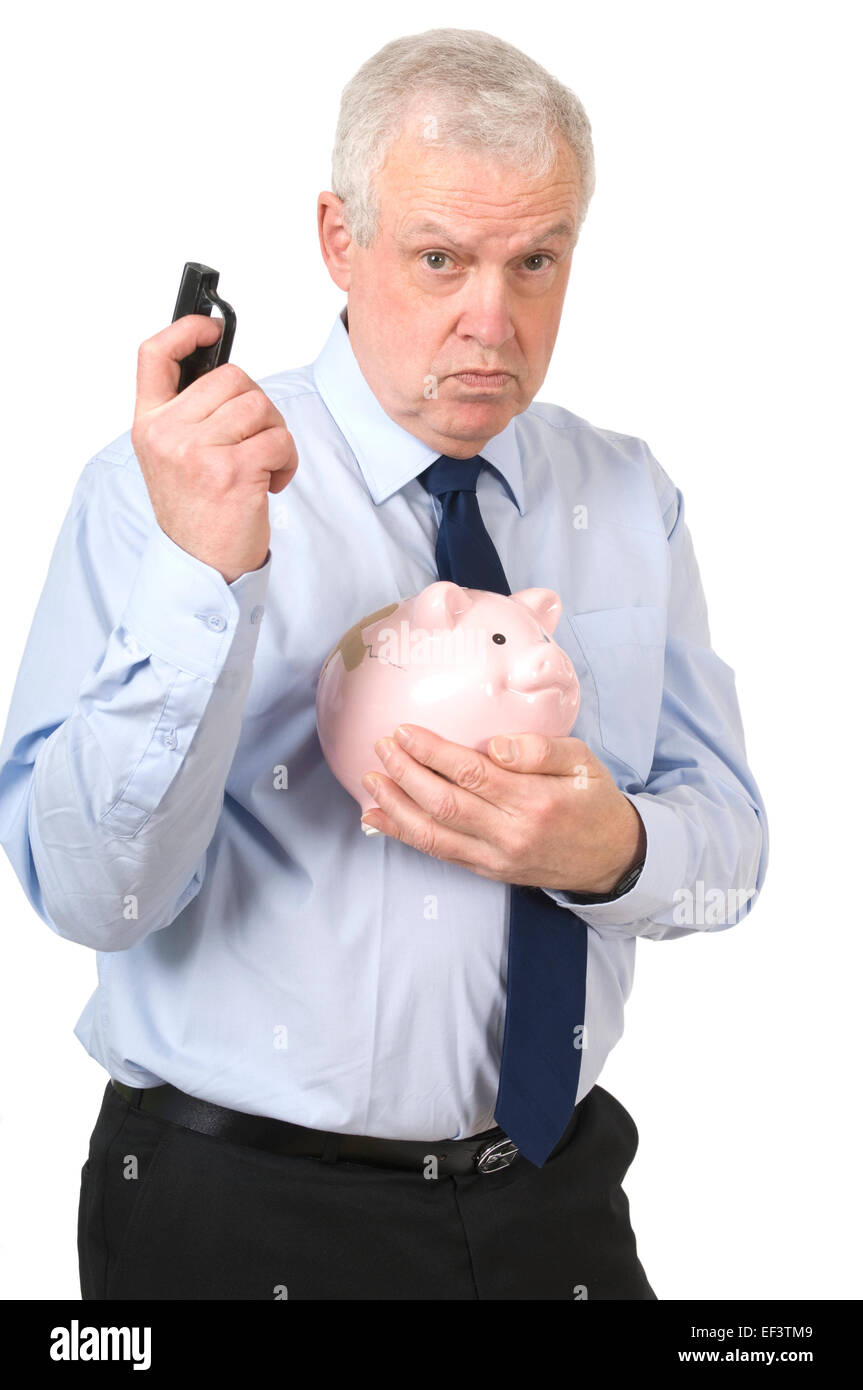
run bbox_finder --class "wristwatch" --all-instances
[562,857,646,906]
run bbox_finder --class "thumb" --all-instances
[134,313,224,416]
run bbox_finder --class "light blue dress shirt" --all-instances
[0,307,767,1141]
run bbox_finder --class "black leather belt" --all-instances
[110,1079,581,1176]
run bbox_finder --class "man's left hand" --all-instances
[360,724,647,895]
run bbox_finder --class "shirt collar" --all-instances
[312,307,525,515]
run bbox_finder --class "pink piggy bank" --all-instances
[315,581,580,815]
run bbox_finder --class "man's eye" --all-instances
[421,251,454,271]
[523,254,552,272]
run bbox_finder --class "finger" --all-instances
[369,738,499,839]
[268,458,299,494]
[390,725,511,809]
[168,360,264,426]
[134,314,225,416]
[232,423,299,482]
[360,773,501,872]
[486,731,596,778]
[202,381,283,445]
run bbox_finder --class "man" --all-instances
[0,28,767,1300]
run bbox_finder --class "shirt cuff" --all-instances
[540,791,690,927]
[120,521,271,681]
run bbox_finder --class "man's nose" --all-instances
[456,271,516,350]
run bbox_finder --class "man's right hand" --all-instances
[131,314,299,585]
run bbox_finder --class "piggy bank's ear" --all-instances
[510,588,563,636]
[412,581,474,631]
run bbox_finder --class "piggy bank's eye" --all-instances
[492,633,506,644]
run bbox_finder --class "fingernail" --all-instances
[394,725,413,748]
[491,737,517,762]
[374,738,394,763]
[361,819,381,836]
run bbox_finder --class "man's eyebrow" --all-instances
[397,219,576,252]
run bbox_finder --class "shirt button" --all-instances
[163,732,178,750]
[194,612,228,632]
[250,605,264,625]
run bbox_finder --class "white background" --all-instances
[0,0,859,1300]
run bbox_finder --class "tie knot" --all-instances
[418,454,486,498]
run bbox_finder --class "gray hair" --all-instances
[331,28,596,249]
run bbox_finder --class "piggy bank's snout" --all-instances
[509,644,575,694]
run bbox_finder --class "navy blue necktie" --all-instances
[417,454,588,1167]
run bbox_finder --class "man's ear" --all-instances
[318,191,352,291]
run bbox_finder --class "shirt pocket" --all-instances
[562,605,667,785]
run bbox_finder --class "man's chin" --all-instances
[421,400,520,442]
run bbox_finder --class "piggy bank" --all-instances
[315,581,580,815]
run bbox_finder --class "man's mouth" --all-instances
[451,369,513,388]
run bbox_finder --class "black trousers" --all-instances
[78,1078,657,1300]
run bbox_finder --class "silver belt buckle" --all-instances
[474,1136,519,1174]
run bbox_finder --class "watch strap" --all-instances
[561,857,646,905]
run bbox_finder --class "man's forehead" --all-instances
[399,215,576,245]
[380,134,581,243]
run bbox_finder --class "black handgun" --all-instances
[172,262,237,391]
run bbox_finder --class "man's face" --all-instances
[323,128,581,458]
